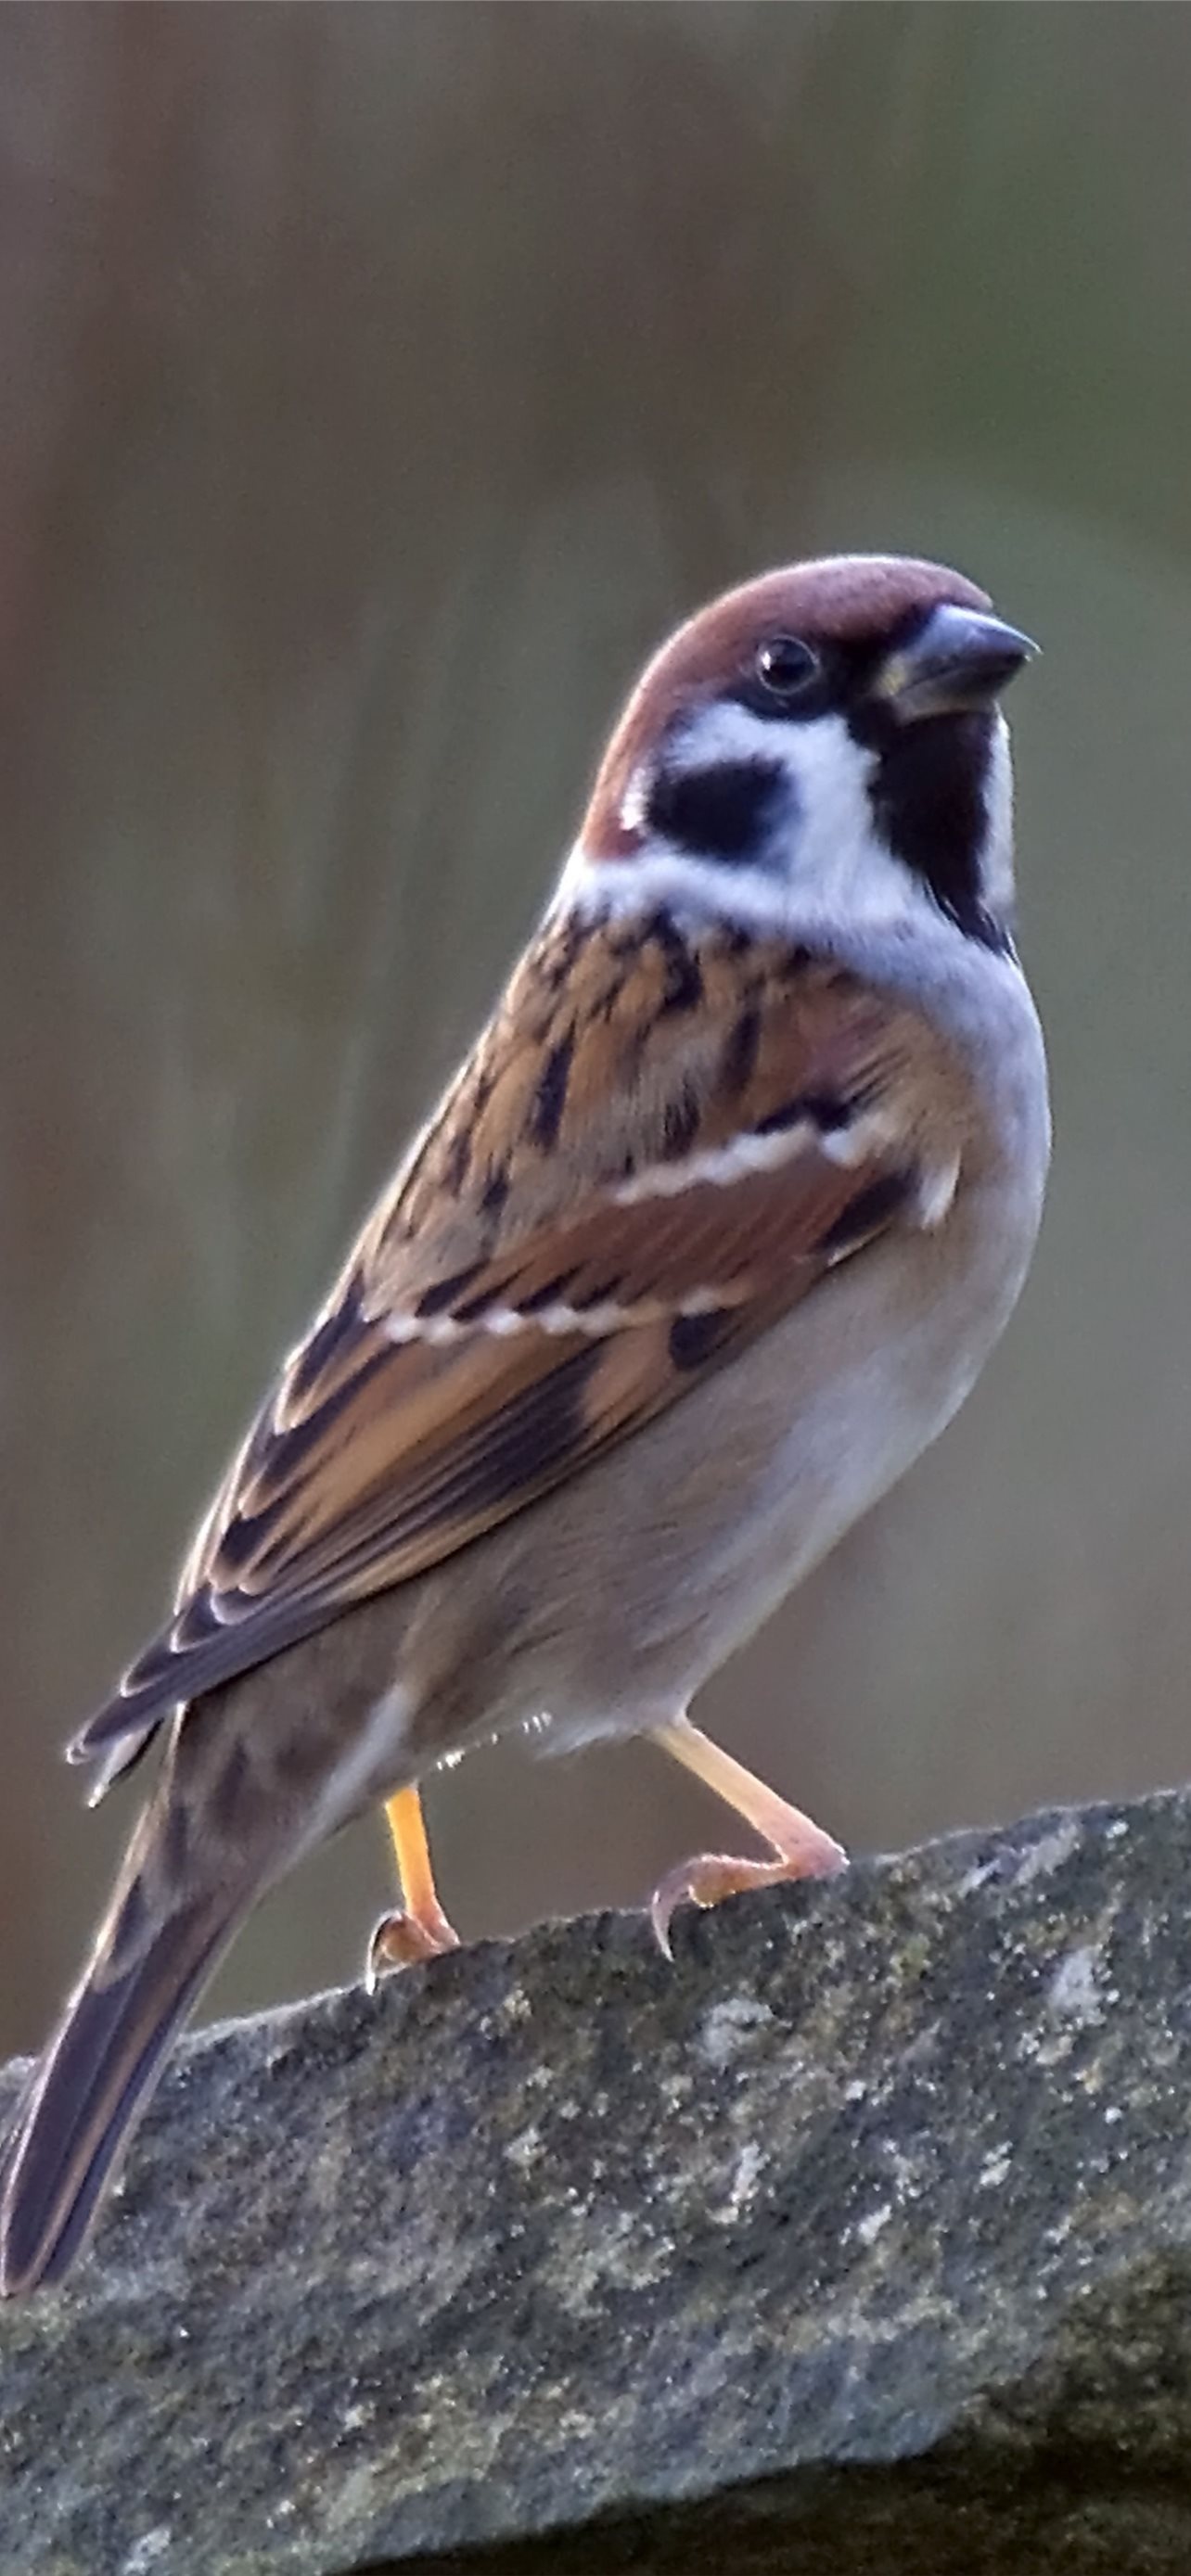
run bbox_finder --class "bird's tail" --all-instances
[0,1808,244,2297]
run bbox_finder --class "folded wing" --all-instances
[73,917,973,1776]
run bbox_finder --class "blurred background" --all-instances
[4,1,1190,2056]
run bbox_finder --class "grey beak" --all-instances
[872,604,1038,722]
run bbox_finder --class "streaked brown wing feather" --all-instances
[74,920,973,1764]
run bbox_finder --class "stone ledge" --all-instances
[3,1791,1191,2573]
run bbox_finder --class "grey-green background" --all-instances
[4,2,1188,2060]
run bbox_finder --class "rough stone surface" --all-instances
[3,1792,1191,2572]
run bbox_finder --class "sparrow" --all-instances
[0,554,1050,2297]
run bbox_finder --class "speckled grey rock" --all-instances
[3,1793,1191,2573]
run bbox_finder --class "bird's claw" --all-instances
[649,1832,848,1959]
[365,1903,461,1989]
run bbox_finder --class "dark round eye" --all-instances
[754,633,821,701]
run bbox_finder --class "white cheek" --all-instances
[765,712,908,920]
[554,709,924,942]
[661,699,793,776]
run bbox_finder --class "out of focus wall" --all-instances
[4,2,1191,2054]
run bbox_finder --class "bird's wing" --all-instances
[74,914,974,1769]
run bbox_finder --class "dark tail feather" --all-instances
[0,1878,238,2297]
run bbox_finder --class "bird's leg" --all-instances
[366,1784,461,1984]
[647,1713,848,1956]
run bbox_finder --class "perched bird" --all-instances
[0,554,1049,2297]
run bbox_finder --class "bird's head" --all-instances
[567,555,1036,955]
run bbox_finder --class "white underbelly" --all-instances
[507,1149,1045,1745]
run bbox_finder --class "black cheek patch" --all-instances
[647,759,787,864]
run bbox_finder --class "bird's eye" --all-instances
[754,634,820,701]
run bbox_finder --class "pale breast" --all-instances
[455,950,1049,1748]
